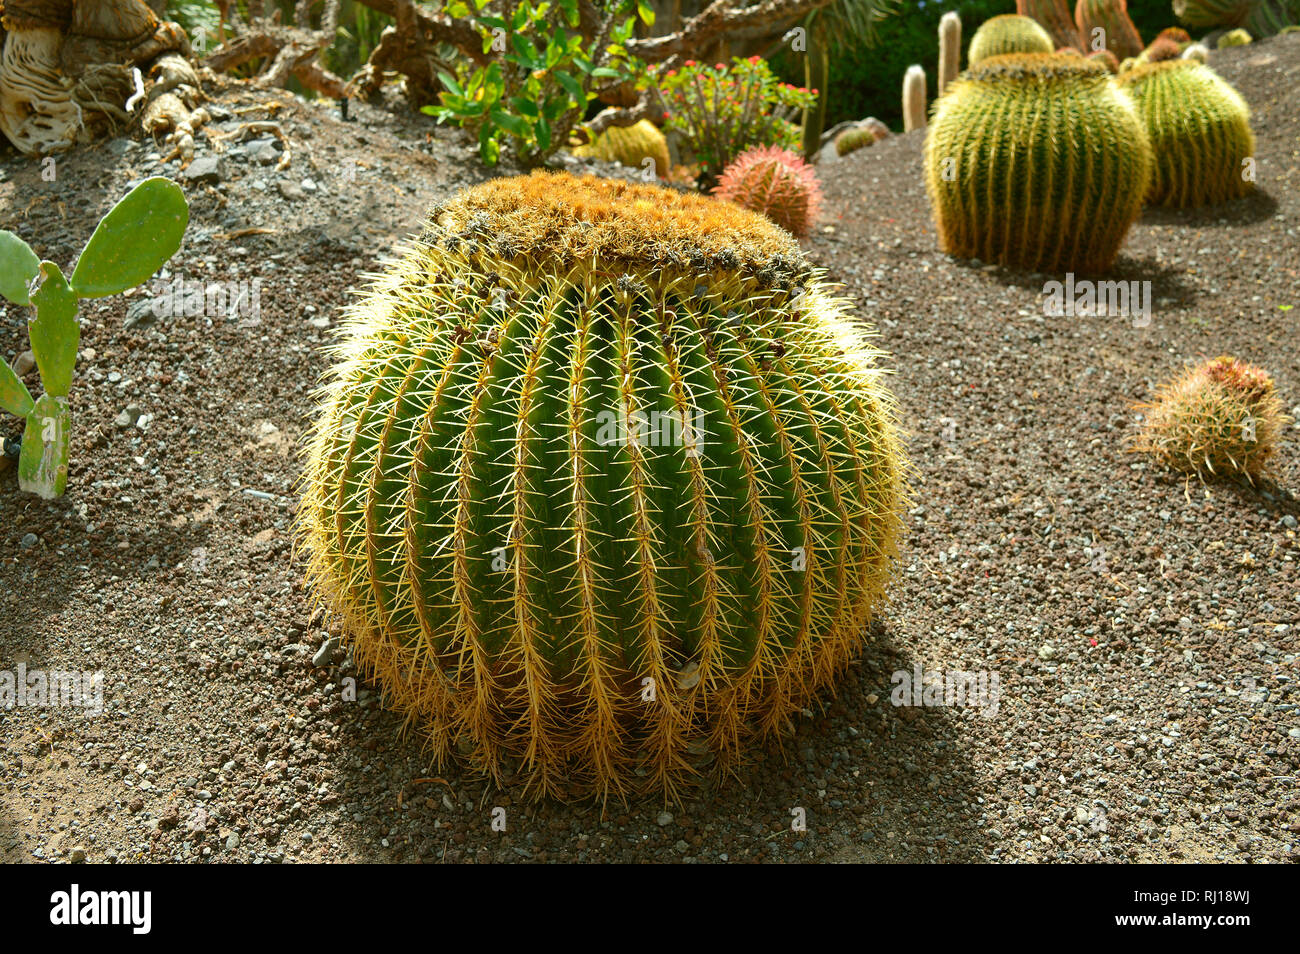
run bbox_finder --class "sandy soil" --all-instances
[1,38,1297,863]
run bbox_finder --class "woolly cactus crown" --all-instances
[299,171,907,801]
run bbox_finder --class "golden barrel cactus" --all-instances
[924,53,1152,273]
[1117,59,1255,207]
[968,14,1055,64]
[298,173,907,802]
[572,119,671,179]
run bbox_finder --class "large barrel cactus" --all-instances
[968,14,1055,64]
[1117,60,1255,207]
[298,172,907,801]
[924,53,1152,273]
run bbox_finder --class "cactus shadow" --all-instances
[953,254,1201,309]
[1138,189,1279,228]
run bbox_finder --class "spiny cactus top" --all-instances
[713,145,824,239]
[1118,59,1255,207]
[298,172,907,802]
[925,53,1152,274]
[1132,355,1287,482]
[968,14,1055,64]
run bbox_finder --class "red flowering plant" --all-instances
[656,55,817,177]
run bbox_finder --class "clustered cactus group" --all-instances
[1132,356,1287,481]
[714,145,824,238]
[298,172,907,801]
[0,177,187,498]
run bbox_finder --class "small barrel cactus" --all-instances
[1117,59,1255,207]
[1075,0,1145,60]
[1182,41,1211,61]
[925,53,1152,273]
[1017,0,1084,49]
[1132,355,1287,482]
[1141,35,1186,61]
[1088,47,1122,70]
[573,119,671,179]
[714,145,824,239]
[1216,27,1254,45]
[298,172,907,801]
[835,120,889,157]
[968,14,1055,64]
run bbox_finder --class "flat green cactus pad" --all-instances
[18,394,70,499]
[70,177,189,298]
[28,261,79,398]
[0,231,40,305]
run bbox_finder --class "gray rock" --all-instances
[12,350,35,376]
[125,297,160,329]
[20,533,37,549]
[656,811,673,827]
[248,140,280,165]
[184,156,222,185]
[69,847,87,863]
[226,832,240,851]
[277,179,305,201]
[312,636,339,667]
[114,405,144,429]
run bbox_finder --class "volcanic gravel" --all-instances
[1,40,1297,864]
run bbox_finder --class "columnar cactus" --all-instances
[714,145,824,238]
[1117,59,1255,207]
[1132,355,1287,482]
[1017,0,1083,49]
[902,64,927,131]
[938,12,962,95]
[573,119,671,179]
[1182,42,1211,61]
[1075,0,1145,60]
[297,172,908,801]
[924,53,1152,273]
[968,14,1055,64]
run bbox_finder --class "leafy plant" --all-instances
[0,178,188,498]
[297,171,907,801]
[423,0,648,166]
[657,56,816,177]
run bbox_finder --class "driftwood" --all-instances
[207,0,347,99]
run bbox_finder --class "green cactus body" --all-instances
[925,54,1152,274]
[1118,59,1255,207]
[1017,0,1083,49]
[297,172,907,801]
[969,14,1055,64]
[1173,0,1252,28]
[836,127,874,156]
[18,394,70,499]
[1075,0,1145,60]
[572,120,671,179]
[1245,0,1300,36]
[1216,27,1253,45]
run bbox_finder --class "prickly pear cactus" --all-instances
[713,146,824,239]
[1075,0,1145,60]
[969,14,1055,63]
[925,53,1152,273]
[572,120,671,179]
[1117,59,1255,207]
[297,172,907,801]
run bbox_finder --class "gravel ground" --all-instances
[1,40,1297,864]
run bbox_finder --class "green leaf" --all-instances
[0,231,39,305]
[18,394,70,499]
[535,116,552,153]
[28,261,79,398]
[542,94,570,123]
[637,0,655,25]
[437,70,465,98]
[478,124,501,165]
[511,3,529,30]
[511,33,541,68]
[554,69,584,104]
[591,67,623,79]
[510,96,540,119]
[559,0,579,27]
[0,356,34,418]
[489,106,531,138]
[70,177,188,299]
